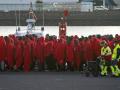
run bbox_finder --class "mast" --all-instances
[29,2,37,21]
[26,2,37,33]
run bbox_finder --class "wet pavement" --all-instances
[0,72,120,90]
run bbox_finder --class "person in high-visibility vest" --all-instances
[111,40,120,77]
[100,40,113,76]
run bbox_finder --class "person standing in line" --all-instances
[66,37,74,71]
[6,37,15,71]
[111,40,120,77]
[55,38,66,71]
[100,40,113,76]
[0,36,6,71]
[23,37,32,72]
[14,37,23,71]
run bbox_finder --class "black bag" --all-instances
[87,61,99,77]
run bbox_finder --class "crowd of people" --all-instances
[0,34,120,76]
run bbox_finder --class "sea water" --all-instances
[0,26,120,37]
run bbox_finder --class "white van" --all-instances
[94,6,109,10]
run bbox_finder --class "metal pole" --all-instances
[103,0,105,7]
[41,2,44,31]
[43,3,44,27]
[19,8,20,27]
[15,9,18,31]
[18,6,21,31]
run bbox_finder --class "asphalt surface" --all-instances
[0,72,120,90]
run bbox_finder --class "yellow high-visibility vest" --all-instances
[112,44,120,60]
[101,46,112,56]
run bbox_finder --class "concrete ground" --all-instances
[0,10,120,26]
[0,72,120,90]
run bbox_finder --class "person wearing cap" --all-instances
[100,40,112,76]
[111,40,120,77]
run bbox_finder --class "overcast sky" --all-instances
[0,0,78,4]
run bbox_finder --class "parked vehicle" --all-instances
[94,6,109,10]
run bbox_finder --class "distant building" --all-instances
[93,0,120,10]
[104,0,117,9]
[0,0,119,12]
[0,0,35,11]
[0,0,36,4]
[0,0,93,12]
[80,0,93,12]
[113,0,120,9]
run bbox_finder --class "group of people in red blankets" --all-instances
[0,34,120,72]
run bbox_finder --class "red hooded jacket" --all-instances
[0,36,6,61]
[23,38,31,72]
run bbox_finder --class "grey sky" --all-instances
[0,0,78,4]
